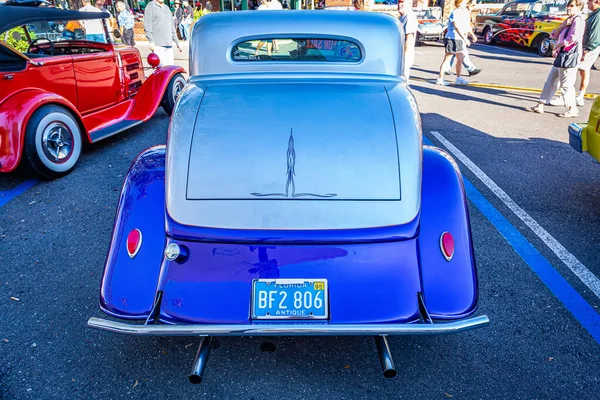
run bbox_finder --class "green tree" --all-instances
[4,27,33,53]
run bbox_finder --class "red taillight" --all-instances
[126,229,142,258]
[440,231,455,262]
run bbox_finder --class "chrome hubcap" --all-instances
[173,80,184,102]
[42,122,73,163]
[485,30,493,42]
[541,39,549,53]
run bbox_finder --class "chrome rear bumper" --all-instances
[87,315,489,336]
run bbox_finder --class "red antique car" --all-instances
[0,1,186,178]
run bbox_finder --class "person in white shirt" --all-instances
[436,0,473,86]
[398,0,418,84]
[445,0,481,77]
[79,0,105,43]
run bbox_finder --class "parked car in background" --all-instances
[87,10,489,384]
[475,0,568,56]
[0,2,186,178]
[414,6,444,44]
[568,98,600,162]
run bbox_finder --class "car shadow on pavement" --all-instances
[472,53,550,66]
[411,83,534,111]
[422,111,600,244]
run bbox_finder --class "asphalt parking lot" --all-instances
[1,39,600,399]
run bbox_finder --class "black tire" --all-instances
[536,34,552,57]
[161,73,187,116]
[416,31,423,46]
[22,104,83,179]
[483,26,496,45]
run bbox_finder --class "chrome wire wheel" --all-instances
[41,121,74,164]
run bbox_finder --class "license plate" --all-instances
[251,279,328,320]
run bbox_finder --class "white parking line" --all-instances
[430,130,600,300]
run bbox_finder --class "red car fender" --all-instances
[0,89,86,173]
[127,65,186,122]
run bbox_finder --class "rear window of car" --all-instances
[231,38,362,62]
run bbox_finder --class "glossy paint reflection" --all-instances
[158,239,422,324]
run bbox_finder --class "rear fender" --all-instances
[127,65,186,122]
[0,89,84,172]
[99,146,166,319]
[418,146,478,319]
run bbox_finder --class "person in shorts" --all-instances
[398,0,418,84]
[436,0,472,86]
[576,0,600,105]
[445,0,481,77]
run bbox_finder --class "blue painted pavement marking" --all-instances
[424,137,600,344]
[0,180,38,208]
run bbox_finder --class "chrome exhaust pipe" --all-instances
[374,335,397,378]
[188,336,212,384]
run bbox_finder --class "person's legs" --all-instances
[455,52,464,77]
[559,67,578,116]
[404,50,415,83]
[266,40,273,56]
[527,66,560,113]
[540,66,560,103]
[577,47,600,102]
[123,29,133,46]
[183,22,191,40]
[129,29,136,47]
[447,54,455,73]
[577,68,590,103]
[438,53,453,79]
[462,49,476,71]
[254,41,265,55]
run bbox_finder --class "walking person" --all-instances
[116,1,136,46]
[144,0,182,66]
[79,0,105,43]
[181,1,193,41]
[398,0,418,84]
[174,0,184,41]
[445,0,481,77]
[525,0,585,117]
[576,0,600,105]
[436,0,472,86]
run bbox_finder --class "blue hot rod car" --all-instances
[88,10,489,383]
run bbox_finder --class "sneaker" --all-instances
[558,109,579,118]
[576,97,585,107]
[444,70,452,76]
[468,68,482,77]
[435,78,449,86]
[455,77,469,85]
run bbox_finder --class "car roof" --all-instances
[189,10,404,78]
[0,4,110,34]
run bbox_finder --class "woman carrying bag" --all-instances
[525,0,585,117]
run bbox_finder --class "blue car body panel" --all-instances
[99,146,166,319]
[99,146,478,323]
